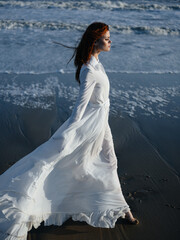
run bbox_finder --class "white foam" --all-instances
[1,69,179,75]
[0,20,86,31]
[0,20,179,36]
[110,25,180,36]
[110,84,180,119]
[1,73,179,120]
[0,1,179,11]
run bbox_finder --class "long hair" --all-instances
[74,22,109,83]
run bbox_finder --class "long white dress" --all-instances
[0,55,130,240]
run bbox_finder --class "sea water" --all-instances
[0,0,180,74]
[0,0,179,118]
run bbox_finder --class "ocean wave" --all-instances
[0,0,179,11]
[0,20,85,31]
[0,20,86,31]
[0,20,179,36]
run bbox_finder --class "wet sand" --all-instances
[0,72,180,240]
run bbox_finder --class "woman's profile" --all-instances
[0,22,139,240]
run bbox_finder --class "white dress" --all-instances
[0,55,130,240]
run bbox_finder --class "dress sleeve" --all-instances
[68,67,96,125]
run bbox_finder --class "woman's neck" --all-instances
[92,52,100,62]
[92,51,100,61]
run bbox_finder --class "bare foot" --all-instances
[125,211,139,225]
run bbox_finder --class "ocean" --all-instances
[0,0,180,74]
[0,0,179,117]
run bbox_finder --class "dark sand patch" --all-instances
[0,101,57,174]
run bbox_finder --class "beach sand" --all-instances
[0,72,180,240]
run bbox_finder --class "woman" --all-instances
[0,22,138,240]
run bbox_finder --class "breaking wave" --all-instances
[1,20,179,36]
[0,0,179,11]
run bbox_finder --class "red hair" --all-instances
[73,22,109,83]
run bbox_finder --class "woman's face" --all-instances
[95,30,112,52]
